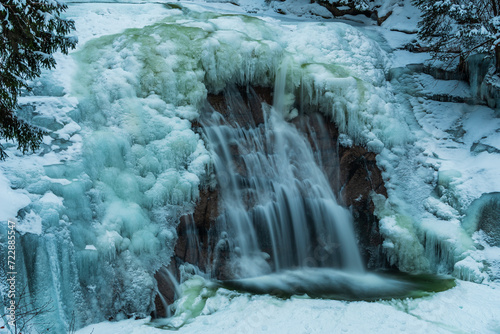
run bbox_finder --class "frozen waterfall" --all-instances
[1,3,481,333]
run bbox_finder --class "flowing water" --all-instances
[201,85,364,278]
[163,82,456,326]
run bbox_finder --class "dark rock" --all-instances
[462,192,500,247]
[153,264,177,318]
[154,186,221,319]
[338,145,387,265]
[314,0,372,18]
[174,187,219,272]
[193,187,220,232]
[213,232,232,280]
[205,85,272,128]
[471,142,500,155]
[376,10,392,25]
[478,198,500,247]
[293,112,387,265]
[467,54,500,109]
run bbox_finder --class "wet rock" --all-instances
[467,54,500,109]
[294,111,387,265]
[338,145,387,265]
[315,0,372,19]
[174,187,219,272]
[471,142,500,155]
[213,232,232,280]
[153,264,177,318]
[205,85,272,127]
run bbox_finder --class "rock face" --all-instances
[153,265,177,318]
[390,55,500,109]
[154,85,388,316]
[314,0,372,19]
[174,188,219,272]
[338,146,387,265]
[462,192,500,247]
[205,85,271,126]
[467,54,500,109]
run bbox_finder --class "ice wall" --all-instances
[380,52,500,280]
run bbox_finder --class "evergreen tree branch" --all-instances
[0,0,77,160]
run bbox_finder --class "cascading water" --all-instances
[201,84,364,278]
[159,86,455,329]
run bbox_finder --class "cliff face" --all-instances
[154,86,388,316]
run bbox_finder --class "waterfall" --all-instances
[1,4,478,332]
[160,85,454,322]
[200,84,364,279]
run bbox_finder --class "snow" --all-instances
[0,173,31,222]
[419,102,500,210]
[77,280,500,334]
[381,0,421,34]
[390,50,432,68]
[371,59,500,278]
[412,73,472,101]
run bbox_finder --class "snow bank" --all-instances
[376,55,500,280]
[0,173,30,222]
[76,280,500,334]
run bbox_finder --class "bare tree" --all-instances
[2,283,55,334]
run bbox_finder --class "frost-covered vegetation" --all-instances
[415,0,500,71]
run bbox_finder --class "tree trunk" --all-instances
[496,44,500,74]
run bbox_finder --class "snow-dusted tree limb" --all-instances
[0,0,77,160]
[415,0,500,73]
